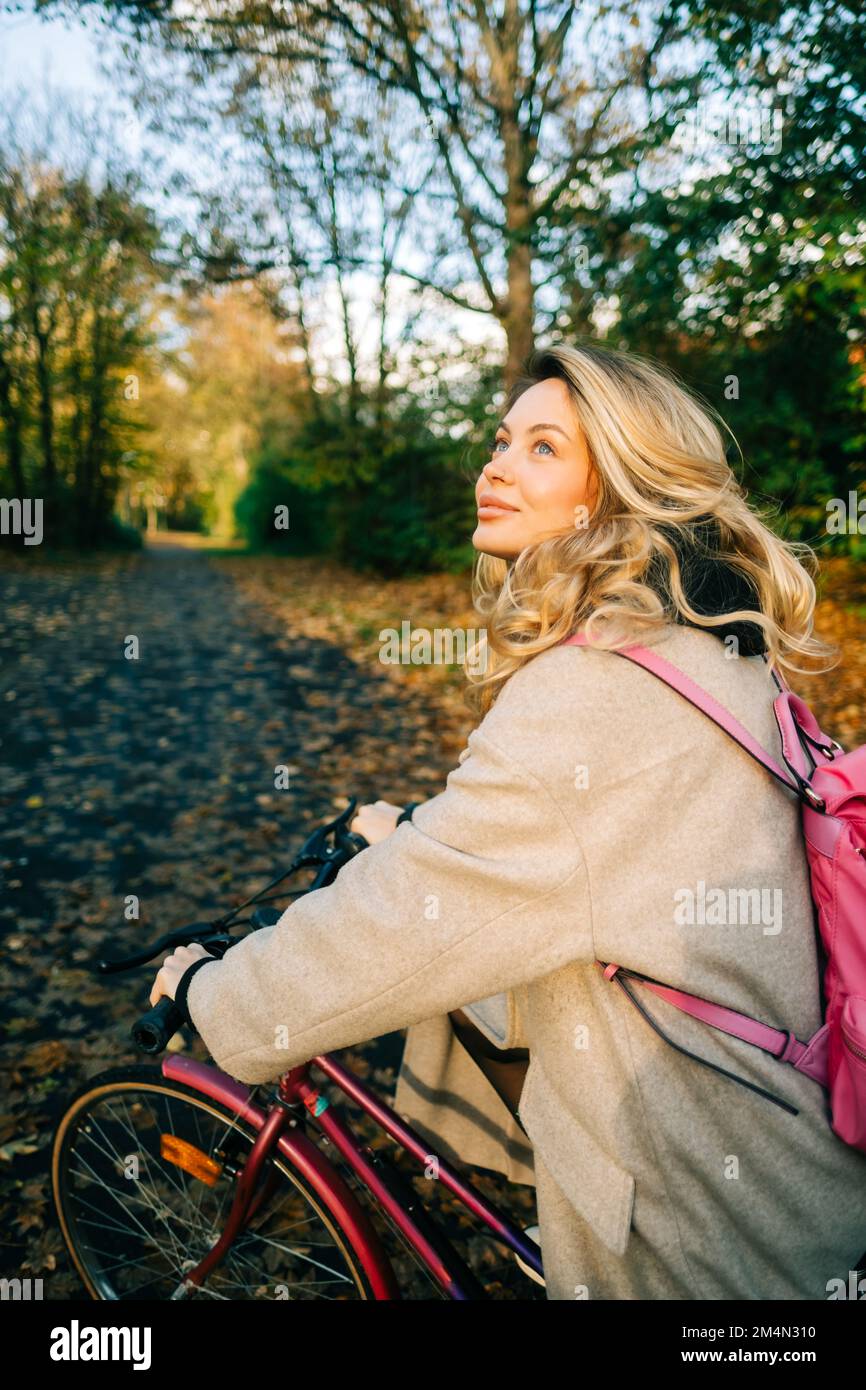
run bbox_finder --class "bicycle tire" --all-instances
[51,1065,377,1301]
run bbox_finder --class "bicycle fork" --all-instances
[170,1102,290,1299]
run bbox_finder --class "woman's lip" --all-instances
[477,504,519,517]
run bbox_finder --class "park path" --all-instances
[1,541,415,936]
[0,541,538,1297]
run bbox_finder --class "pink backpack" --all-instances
[562,631,866,1155]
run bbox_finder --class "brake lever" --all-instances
[96,923,227,974]
[129,799,367,1057]
[111,799,366,975]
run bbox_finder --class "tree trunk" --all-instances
[503,224,535,391]
[0,350,25,495]
[33,323,56,487]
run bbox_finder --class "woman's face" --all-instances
[472,377,597,560]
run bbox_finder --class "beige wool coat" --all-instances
[187,623,866,1300]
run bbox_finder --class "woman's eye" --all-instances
[486,436,554,455]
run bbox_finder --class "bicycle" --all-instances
[51,799,545,1300]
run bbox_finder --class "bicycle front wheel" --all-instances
[52,1065,374,1300]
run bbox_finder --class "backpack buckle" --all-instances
[803,731,843,760]
[800,782,826,812]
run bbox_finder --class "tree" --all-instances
[133,282,307,537]
[574,1,866,536]
[49,0,705,386]
[0,129,162,544]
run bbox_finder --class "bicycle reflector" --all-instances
[160,1134,222,1187]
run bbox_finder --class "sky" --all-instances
[0,10,113,102]
[0,9,154,174]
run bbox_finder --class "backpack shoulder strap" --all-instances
[600,964,804,1113]
[560,630,830,1095]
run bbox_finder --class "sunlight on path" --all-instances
[144,531,247,553]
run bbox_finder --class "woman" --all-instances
[151,342,866,1300]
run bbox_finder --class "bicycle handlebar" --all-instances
[125,797,370,1055]
[132,997,187,1053]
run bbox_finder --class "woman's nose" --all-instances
[484,458,510,483]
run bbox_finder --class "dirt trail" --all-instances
[0,544,537,1298]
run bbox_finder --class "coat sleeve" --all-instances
[186,663,594,1085]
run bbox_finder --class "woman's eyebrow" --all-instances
[496,420,572,440]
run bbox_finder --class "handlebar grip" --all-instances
[131,996,186,1054]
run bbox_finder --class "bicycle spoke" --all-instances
[112,1094,195,1208]
[77,1245,173,1281]
[189,1104,213,1227]
[74,1125,188,1272]
[70,1144,184,1272]
[244,1212,320,1239]
[70,1196,167,1244]
[98,1100,213,1264]
[234,1229,355,1283]
[70,1173,216,1245]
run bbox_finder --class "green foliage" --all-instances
[0,150,162,548]
[97,514,145,551]
[234,447,335,556]
[235,401,479,576]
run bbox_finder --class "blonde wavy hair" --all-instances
[466,341,836,718]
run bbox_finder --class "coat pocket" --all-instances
[518,1056,635,1258]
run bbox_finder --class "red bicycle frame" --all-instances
[162,1051,543,1300]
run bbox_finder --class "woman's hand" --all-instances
[350,800,404,845]
[149,941,216,1007]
